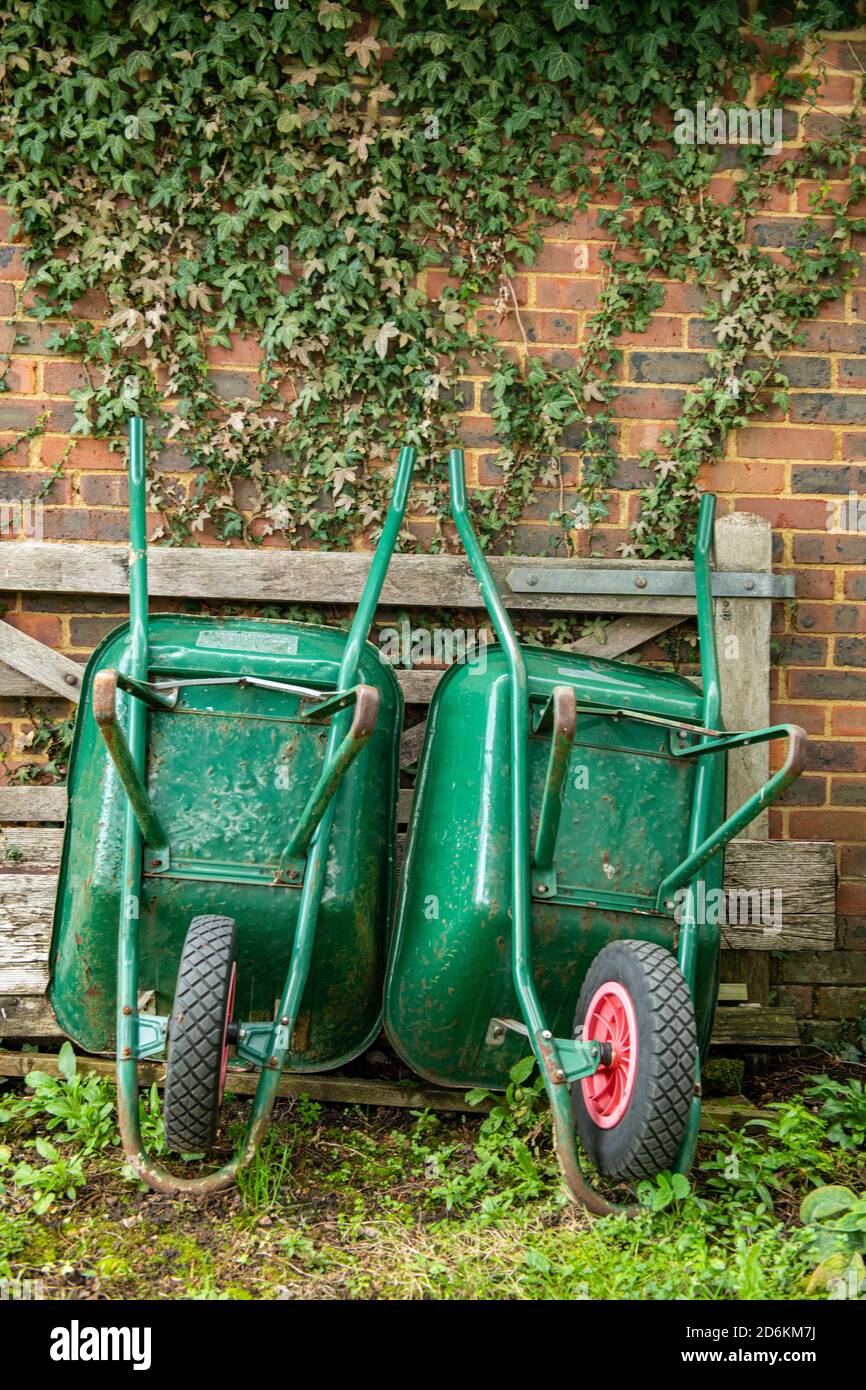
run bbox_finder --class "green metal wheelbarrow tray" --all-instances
[49,418,417,1195]
[385,449,807,1215]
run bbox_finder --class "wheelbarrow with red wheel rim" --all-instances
[384,448,807,1215]
[49,417,416,1194]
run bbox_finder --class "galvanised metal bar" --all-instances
[115,671,178,711]
[533,686,577,871]
[506,568,792,599]
[93,669,169,851]
[448,448,621,1217]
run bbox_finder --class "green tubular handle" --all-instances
[115,432,416,1194]
[448,447,625,1217]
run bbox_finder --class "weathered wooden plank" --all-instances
[0,619,83,702]
[710,1007,800,1046]
[0,660,55,698]
[714,512,771,840]
[0,825,64,865]
[0,1048,489,1112]
[0,795,836,950]
[0,826,64,863]
[0,1049,775,1121]
[0,786,68,823]
[400,722,428,766]
[0,542,707,616]
[718,983,749,1002]
[570,614,682,659]
[0,994,58,1039]
[0,874,56,993]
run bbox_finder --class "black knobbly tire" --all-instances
[164,914,237,1154]
[572,939,696,1182]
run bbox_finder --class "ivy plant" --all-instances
[0,0,863,555]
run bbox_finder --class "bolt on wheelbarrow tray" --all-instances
[385,449,807,1215]
[48,418,416,1194]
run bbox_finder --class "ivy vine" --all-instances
[0,0,863,556]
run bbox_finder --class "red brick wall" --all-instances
[1,35,865,1036]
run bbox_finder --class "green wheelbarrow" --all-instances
[49,418,416,1194]
[384,448,807,1215]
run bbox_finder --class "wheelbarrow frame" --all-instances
[57,418,416,1195]
[395,449,806,1215]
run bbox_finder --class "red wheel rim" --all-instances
[218,962,237,1105]
[580,980,638,1129]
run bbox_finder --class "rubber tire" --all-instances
[164,915,237,1154]
[572,940,696,1181]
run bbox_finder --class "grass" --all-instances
[0,1044,864,1301]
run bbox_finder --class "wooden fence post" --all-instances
[714,510,773,1005]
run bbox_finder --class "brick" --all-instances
[778,952,866,985]
[792,464,866,493]
[0,283,15,315]
[846,573,866,601]
[661,282,708,313]
[832,705,866,736]
[68,617,122,648]
[617,318,682,347]
[832,778,866,806]
[4,612,62,646]
[626,423,673,453]
[803,739,859,774]
[43,362,98,394]
[841,845,866,879]
[813,987,866,1020]
[535,278,601,309]
[797,322,866,353]
[458,416,500,448]
[778,774,826,806]
[798,603,866,633]
[2,360,36,393]
[839,359,866,389]
[750,217,834,249]
[769,701,826,734]
[789,667,866,700]
[768,355,830,388]
[774,985,813,1017]
[70,287,109,320]
[41,508,139,542]
[79,475,129,507]
[793,533,866,565]
[836,635,866,666]
[0,245,25,281]
[707,460,784,493]
[613,388,685,419]
[842,433,866,461]
[734,497,834,529]
[736,426,833,460]
[40,436,120,470]
[630,351,707,384]
[790,569,835,599]
[7,320,71,355]
[780,633,828,666]
[21,594,128,615]
[205,334,265,368]
[791,393,866,426]
[788,808,866,840]
[531,242,607,274]
[0,470,69,503]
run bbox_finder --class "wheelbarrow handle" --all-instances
[276,682,381,873]
[93,668,169,853]
[657,721,808,903]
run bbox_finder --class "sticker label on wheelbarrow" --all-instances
[195,630,299,655]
